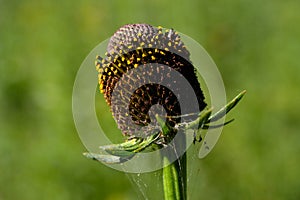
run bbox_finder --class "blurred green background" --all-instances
[1,0,300,199]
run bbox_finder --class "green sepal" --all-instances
[208,90,246,122]
[83,152,134,164]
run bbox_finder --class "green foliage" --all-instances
[1,0,300,199]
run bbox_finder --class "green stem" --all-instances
[162,151,186,200]
[156,114,187,200]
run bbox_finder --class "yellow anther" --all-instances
[151,56,156,60]
[142,53,147,57]
[127,60,131,65]
[134,64,139,68]
[148,44,153,48]
[164,47,169,51]
[148,50,152,54]
[160,51,165,55]
[121,56,125,61]
[133,37,138,42]
[140,42,145,46]
[100,83,104,90]
[137,57,141,62]
[168,42,171,46]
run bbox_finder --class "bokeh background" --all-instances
[1,0,300,199]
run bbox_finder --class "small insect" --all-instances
[85,24,245,163]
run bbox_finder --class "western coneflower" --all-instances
[84,24,245,200]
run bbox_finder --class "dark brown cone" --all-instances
[96,24,206,137]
